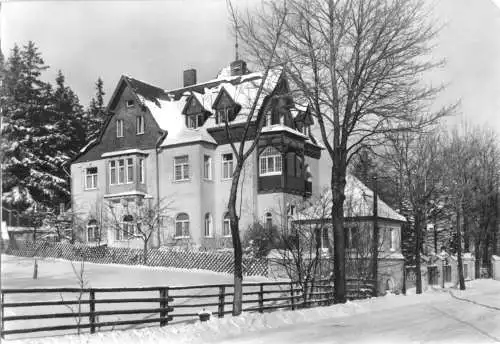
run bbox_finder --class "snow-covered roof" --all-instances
[295,174,407,223]
[122,65,320,148]
[101,149,149,158]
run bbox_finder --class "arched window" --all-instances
[223,213,231,237]
[265,212,273,230]
[122,214,135,240]
[87,219,99,243]
[259,146,282,176]
[204,213,212,237]
[175,213,190,238]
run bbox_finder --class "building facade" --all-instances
[71,61,322,249]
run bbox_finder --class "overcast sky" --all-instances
[1,0,500,132]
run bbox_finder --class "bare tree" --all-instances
[236,0,448,302]
[382,129,446,293]
[224,0,289,315]
[108,198,173,264]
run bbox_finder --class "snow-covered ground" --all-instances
[0,254,276,340]
[2,255,500,344]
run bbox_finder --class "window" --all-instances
[187,114,205,129]
[122,214,135,239]
[136,116,144,134]
[175,213,190,237]
[85,167,98,190]
[87,220,99,242]
[223,213,231,237]
[204,213,212,237]
[315,226,329,250]
[126,100,135,108]
[118,159,125,184]
[127,158,134,183]
[259,146,282,176]
[345,227,359,249]
[174,156,190,181]
[110,159,135,185]
[139,158,145,184]
[265,212,273,230]
[215,108,233,124]
[222,153,233,179]
[203,155,212,180]
[463,263,469,279]
[110,161,117,185]
[390,228,398,251]
[116,119,124,137]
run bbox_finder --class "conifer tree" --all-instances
[1,42,85,213]
[85,77,106,142]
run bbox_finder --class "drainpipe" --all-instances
[155,131,168,247]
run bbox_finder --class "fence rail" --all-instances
[0,278,378,340]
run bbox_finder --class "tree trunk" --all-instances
[371,177,379,296]
[415,211,422,294]
[331,165,346,304]
[143,240,148,265]
[456,207,466,290]
[228,165,244,316]
[433,224,438,254]
[474,237,481,279]
[463,215,470,252]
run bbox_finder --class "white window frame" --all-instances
[222,153,233,180]
[110,161,117,185]
[126,100,135,108]
[259,146,282,176]
[204,213,212,237]
[85,167,98,190]
[136,115,144,135]
[175,213,190,238]
[87,220,99,242]
[139,158,145,184]
[118,159,125,184]
[203,155,212,180]
[116,119,124,138]
[223,213,231,237]
[121,215,135,240]
[126,158,134,183]
[174,155,190,181]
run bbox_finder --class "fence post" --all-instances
[218,286,225,318]
[290,282,295,310]
[258,283,264,313]
[89,290,96,334]
[1,291,5,339]
[159,287,169,326]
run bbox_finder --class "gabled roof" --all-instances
[81,63,322,151]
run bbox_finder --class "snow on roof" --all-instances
[295,174,406,223]
[101,149,149,158]
[262,124,308,139]
[161,126,217,147]
[79,139,96,153]
[138,95,185,132]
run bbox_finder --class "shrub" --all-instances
[243,222,278,258]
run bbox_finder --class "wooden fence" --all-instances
[0,279,359,340]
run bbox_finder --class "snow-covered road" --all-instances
[215,288,500,344]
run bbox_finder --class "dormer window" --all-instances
[187,114,205,129]
[215,108,234,125]
[126,100,135,108]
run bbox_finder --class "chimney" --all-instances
[183,69,197,87]
[230,60,247,76]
